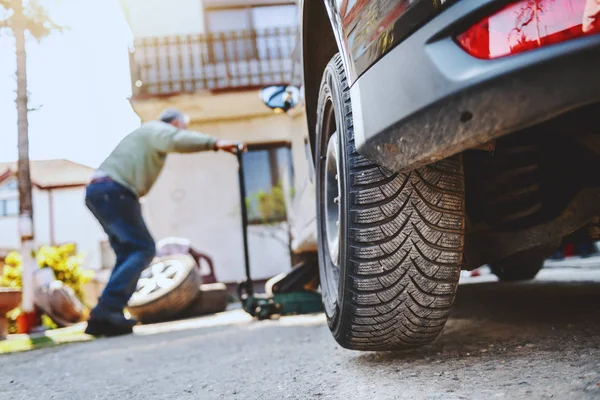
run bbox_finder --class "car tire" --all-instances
[178,283,229,318]
[490,253,545,282]
[127,254,201,324]
[315,54,466,351]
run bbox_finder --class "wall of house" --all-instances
[34,190,52,246]
[0,212,19,251]
[50,188,107,270]
[0,221,20,251]
[142,106,311,283]
[121,0,312,283]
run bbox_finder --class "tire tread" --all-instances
[326,54,465,350]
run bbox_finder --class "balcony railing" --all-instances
[129,27,296,97]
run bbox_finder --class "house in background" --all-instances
[119,0,312,284]
[0,160,106,271]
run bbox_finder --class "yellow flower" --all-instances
[5,252,22,267]
[2,244,87,302]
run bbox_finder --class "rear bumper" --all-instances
[351,0,600,172]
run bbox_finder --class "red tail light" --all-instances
[457,0,600,59]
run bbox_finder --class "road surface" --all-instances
[1,266,600,400]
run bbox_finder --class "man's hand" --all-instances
[214,139,246,154]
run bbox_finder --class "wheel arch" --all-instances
[301,0,347,161]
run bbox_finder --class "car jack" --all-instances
[233,145,323,320]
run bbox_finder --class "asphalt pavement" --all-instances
[1,266,599,400]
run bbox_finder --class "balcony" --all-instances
[129,27,296,97]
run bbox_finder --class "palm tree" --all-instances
[0,0,61,318]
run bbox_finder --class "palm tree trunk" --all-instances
[13,0,36,314]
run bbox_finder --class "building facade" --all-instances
[119,0,315,284]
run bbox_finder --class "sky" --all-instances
[0,0,141,168]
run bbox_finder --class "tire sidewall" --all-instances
[315,55,352,338]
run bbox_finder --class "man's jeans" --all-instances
[85,180,155,312]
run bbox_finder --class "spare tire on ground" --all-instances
[127,254,201,324]
[177,283,229,319]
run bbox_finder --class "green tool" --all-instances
[233,145,324,319]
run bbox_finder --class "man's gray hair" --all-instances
[159,108,190,125]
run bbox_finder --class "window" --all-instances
[0,179,19,217]
[204,3,297,63]
[242,143,293,224]
[205,4,296,32]
[0,179,17,192]
[0,198,19,217]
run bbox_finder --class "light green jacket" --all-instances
[98,121,216,197]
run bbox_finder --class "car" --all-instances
[260,0,600,351]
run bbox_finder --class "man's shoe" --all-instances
[90,307,138,328]
[85,318,133,337]
[85,307,138,337]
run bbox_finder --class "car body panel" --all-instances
[287,0,600,255]
[322,0,452,84]
[288,0,457,255]
[351,0,600,172]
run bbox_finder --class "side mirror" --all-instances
[259,85,300,113]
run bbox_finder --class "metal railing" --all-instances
[129,27,296,97]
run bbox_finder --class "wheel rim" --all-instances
[325,131,341,267]
[132,259,185,300]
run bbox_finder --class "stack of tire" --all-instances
[127,254,228,324]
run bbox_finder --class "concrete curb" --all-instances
[0,322,92,355]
